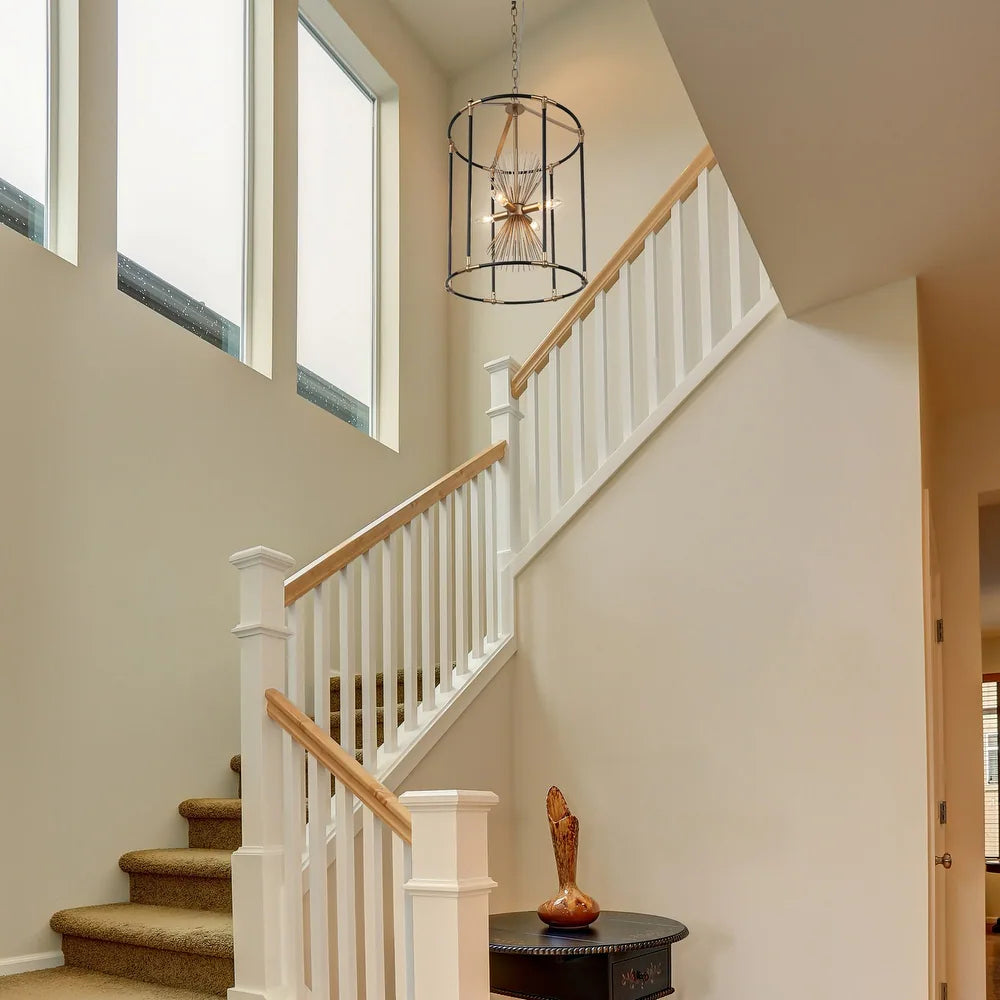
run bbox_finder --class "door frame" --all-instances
[923,489,947,998]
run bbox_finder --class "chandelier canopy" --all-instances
[446,2,587,305]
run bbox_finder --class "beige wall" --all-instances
[445,0,706,465]
[506,281,928,1000]
[0,0,450,961]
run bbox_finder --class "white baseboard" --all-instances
[0,951,64,977]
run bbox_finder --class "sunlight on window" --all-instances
[0,0,48,242]
[117,0,246,331]
[297,18,375,430]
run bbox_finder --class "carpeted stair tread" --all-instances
[119,850,232,880]
[177,799,241,821]
[50,904,232,959]
[0,966,221,999]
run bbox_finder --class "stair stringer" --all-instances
[513,289,779,578]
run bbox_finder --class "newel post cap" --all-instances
[484,355,521,376]
[229,546,296,572]
[400,789,500,813]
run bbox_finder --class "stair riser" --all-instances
[187,819,241,852]
[61,936,233,996]
[128,873,232,913]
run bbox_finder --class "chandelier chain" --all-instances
[511,0,519,93]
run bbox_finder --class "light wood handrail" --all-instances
[284,440,506,606]
[510,145,717,399]
[264,687,413,843]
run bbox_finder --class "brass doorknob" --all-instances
[935,853,953,870]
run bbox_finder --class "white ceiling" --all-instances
[385,0,585,77]
[647,0,1000,316]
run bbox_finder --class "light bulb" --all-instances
[531,219,540,231]
[478,214,495,224]
[545,198,563,210]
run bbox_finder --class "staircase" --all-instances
[2,145,776,1000]
[0,669,434,999]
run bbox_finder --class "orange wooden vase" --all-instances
[537,786,600,929]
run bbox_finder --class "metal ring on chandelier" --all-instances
[446,94,584,170]
[446,261,587,305]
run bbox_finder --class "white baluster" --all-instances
[671,203,686,386]
[382,538,397,753]
[569,322,586,493]
[470,475,483,660]
[619,262,634,439]
[392,835,414,1000]
[281,601,307,994]
[547,345,563,513]
[697,167,713,359]
[363,813,386,1000]
[229,546,294,1000]
[485,356,523,639]
[528,372,542,531]
[309,581,333,1000]
[361,551,377,769]
[420,509,436,712]
[402,791,499,1000]
[439,494,454,694]
[402,521,418,732]
[484,469,498,644]
[455,483,468,677]
[727,187,743,326]
[594,291,610,465]
[644,232,660,412]
[336,568,358,1000]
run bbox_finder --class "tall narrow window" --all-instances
[0,0,48,244]
[985,680,999,859]
[297,17,376,434]
[117,1,247,357]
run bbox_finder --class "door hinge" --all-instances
[940,983,948,1000]
[939,800,947,825]
[936,618,944,643]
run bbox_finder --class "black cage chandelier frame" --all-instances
[445,3,588,306]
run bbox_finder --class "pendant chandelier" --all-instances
[445,1,587,305]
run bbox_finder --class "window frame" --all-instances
[0,0,58,249]
[115,0,252,360]
[297,11,380,439]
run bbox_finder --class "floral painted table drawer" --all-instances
[489,911,689,1000]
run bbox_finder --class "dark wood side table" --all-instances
[489,911,689,1000]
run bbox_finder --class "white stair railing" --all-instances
[229,546,499,1000]
[280,440,512,789]
[507,145,776,551]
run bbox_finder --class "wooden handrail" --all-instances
[264,688,413,843]
[510,145,717,399]
[284,440,506,606]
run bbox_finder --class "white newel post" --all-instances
[485,356,522,637]
[402,790,500,1000]
[228,546,295,1000]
